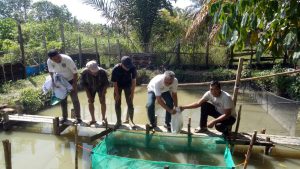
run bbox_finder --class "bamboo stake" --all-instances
[141,69,300,87]
[243,131,257,169]
[188,117,191,135]
[232,58,243,106]
[2,139,12,169]
[74,125,78,169]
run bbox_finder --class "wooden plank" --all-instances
[90,128,113,142]
[8,114,53,123]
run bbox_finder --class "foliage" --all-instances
[208,0,300,64]
[84,0,175,51]
[19,88,43,112]
[29,1,72,22]
[287,75,300,101]
[0,0,31,21]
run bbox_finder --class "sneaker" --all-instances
[194,128,208,133]
[74,119,82,124]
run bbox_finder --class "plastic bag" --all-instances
[171,107,183,133]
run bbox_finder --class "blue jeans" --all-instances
[146,91,173,126]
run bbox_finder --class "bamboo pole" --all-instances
[142,69,300,87]
[188,117,191,135]
[243,131,257,169]
[74,125,78,169]
[2,139,12,169]
[232,58,244,106]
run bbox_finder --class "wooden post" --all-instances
[94,38,100,65]
[117,39,121,60]
[2,139,12,169]
[188,117,191,135]
[231,105,242,152]
[74,125,78,169]
[78,36,82,68]
[53,117,60,135]
[145,124,150,135]
[232,58,244,106]
[264,137,272,155]
[261,129,266,134]
[17,20,26,79]
[42,32,47,62]
[243,131,257,169]
[59,22,66,53]
[164,166,169,169]
[155,115,157,126]
[1,65,6,82]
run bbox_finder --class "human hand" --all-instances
[179,106,184,112]
[169,108,176,114]
[207,121,215,128]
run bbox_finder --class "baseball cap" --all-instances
[121,56,133,69]
[48,49,59,57]
[86,60,100,73]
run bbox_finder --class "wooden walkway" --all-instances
[2,114,300,149]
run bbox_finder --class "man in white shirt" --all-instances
[47,49,81,124]
[146,71,178,129]
[180,81,236,135]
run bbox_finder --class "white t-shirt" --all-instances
[47,54,78,81]
[201,90,236,117]
[147,74,178,96]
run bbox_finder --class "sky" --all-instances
[32,0,193,24]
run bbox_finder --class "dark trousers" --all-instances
[114,87,134,123]
[200,102,236,133]
[146,91,173,126]
[61,80,81,119]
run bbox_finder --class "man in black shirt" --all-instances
[111,56,137,128]
[80,60,109,126]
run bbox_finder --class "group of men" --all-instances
[47,49,236,134]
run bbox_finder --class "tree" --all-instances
[0,0,31,21]
[29,1,72,22]
[84,0,176,52]
[186,0,300,66]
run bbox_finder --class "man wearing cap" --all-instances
[111,56,137,128]
[80,60,109,126]
[47,49,82,124]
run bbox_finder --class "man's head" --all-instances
[164,71,175,86]
[48,49,61,63]
[86,60,100,75]
[210,80,221,97]
[121,56,133,70]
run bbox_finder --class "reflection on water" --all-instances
[1,86,300,169]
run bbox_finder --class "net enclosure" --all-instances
[91,130,235,169]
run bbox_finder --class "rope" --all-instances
[77,144,94,154]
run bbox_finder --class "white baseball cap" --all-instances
[86,60,100,73]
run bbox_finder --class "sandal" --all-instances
[194,128,208,133]
[102,119,107,126]
[88,121,97,126]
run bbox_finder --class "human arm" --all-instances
[113,82,120,101]
[171,92,178,107]
[207,108,232,128]
[156,96,176,114]
[130,79,136,101]
[180,98,206,111]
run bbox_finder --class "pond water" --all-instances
[1,86,300,169]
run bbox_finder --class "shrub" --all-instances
[19,88,43,113]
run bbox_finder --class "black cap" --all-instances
[48,49,59,57]
[121,56,133,69]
